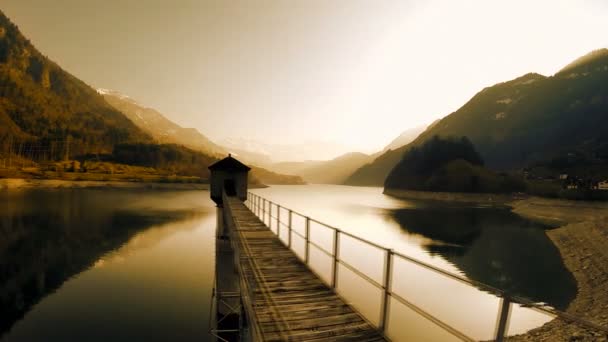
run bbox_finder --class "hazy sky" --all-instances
[2,0,608,154]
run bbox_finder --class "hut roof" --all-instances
[208,155,251,172]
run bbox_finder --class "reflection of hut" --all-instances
[208,154,250,206]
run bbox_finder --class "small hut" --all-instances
[208,154,251,206]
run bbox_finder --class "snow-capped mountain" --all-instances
[99,89,225,157]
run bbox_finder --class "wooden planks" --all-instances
[224,196,385,341]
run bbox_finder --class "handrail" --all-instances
[246,191,608,341]
[247,192,471,341]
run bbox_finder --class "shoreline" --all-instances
[0,178,271,191]
[383,188,518,205]
[384,188,608,340]
[510,199,608,341]
[0,178,211,191]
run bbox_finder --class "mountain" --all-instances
[381,124,430,152]
[272,152,372,184]
[99,89,303,184]
[346,49,608,186]
[0,11,302,185]
[0,10,150,160]
[99,89,225,157]
[344,122,438,186]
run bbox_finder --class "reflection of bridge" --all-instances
[207,155,607,341]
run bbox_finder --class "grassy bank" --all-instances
[0,178,210,191]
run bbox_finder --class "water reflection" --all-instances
[0,189,215,341]
[387,204,577,310]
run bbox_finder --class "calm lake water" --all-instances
[0,185,575,341]
[0,189,216,341]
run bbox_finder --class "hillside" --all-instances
[0,10,150,161]
[384,136,524,193]
[272,152,372,184]
[346,49,608,186]
[100,89,225,157]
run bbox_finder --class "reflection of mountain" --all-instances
[0,190,206,338]
[388,205,576,310]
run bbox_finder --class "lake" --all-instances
[0,185,575,341]
[0,189,216,341]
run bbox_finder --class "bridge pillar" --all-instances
[213,207,242,341]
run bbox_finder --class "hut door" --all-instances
[224,179,236,196]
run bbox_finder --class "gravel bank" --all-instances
[509,199,608,341]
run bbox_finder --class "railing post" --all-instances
[267,201,271,226]
[264,199,268,225]
[379,249,393,333]
[277,205,281,238]
[331,229,340,288]
[305,217,310,264]
[287,210,292,248]
[495,295,511,342]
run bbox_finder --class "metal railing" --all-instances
[246,191,608,341]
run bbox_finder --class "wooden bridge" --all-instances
[216,193,385,341]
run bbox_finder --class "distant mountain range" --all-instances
[268,125,428,184]
[346,49,608,186]
[220,137,353,165]
[272,152,372,184]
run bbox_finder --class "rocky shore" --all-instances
[385,189,608,341]
[510,199,608,341]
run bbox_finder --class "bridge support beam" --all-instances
[212,207,243,342]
